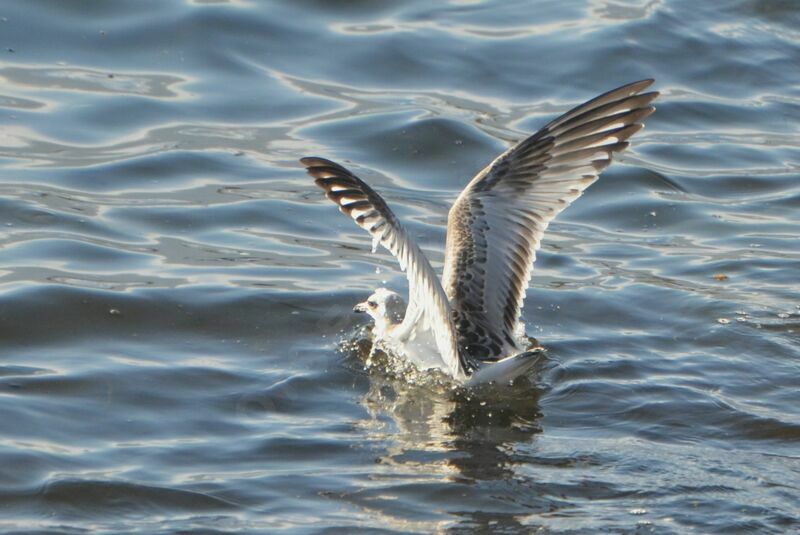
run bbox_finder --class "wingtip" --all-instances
[301,156,352,174]
[642,104,657,119]
[624,79,656,95]
[300,156,325,167]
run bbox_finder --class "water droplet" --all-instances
[630,508,648,515]
[717,318,730,325]
[778,312,790,319]
[109,308,121,316]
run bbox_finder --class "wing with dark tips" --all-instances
[301,157,466,379]
[442,80,658,364]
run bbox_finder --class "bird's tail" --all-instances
[467,349,544,385]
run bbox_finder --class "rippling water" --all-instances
[1,0,798,532]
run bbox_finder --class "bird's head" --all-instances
[353,288,406,333]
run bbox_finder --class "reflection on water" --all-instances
[344,339,549,531]
[0,0,798,532]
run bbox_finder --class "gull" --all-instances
[302,79,657,385]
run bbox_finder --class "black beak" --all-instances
[353,302,367,313]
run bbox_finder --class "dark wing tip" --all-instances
[307,166,352,179]
[300,156,348,171]
[625,79,655,93]
[594,78,656,103]
[640,105,657,120]
[300,156,322,167]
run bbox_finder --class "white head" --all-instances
[353,288,406,335]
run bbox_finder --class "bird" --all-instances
[302,79,658,385]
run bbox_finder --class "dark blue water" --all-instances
[0,0,798,532]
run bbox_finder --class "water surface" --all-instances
[0,0,799,532]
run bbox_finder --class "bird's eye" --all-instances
[367,301,377,308]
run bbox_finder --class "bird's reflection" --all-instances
[357,367,544,477]
[345,336,547,530]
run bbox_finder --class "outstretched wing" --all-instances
[442,79,658,364]
[301,157,466,380]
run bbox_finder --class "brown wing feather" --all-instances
[442,80,658,366]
